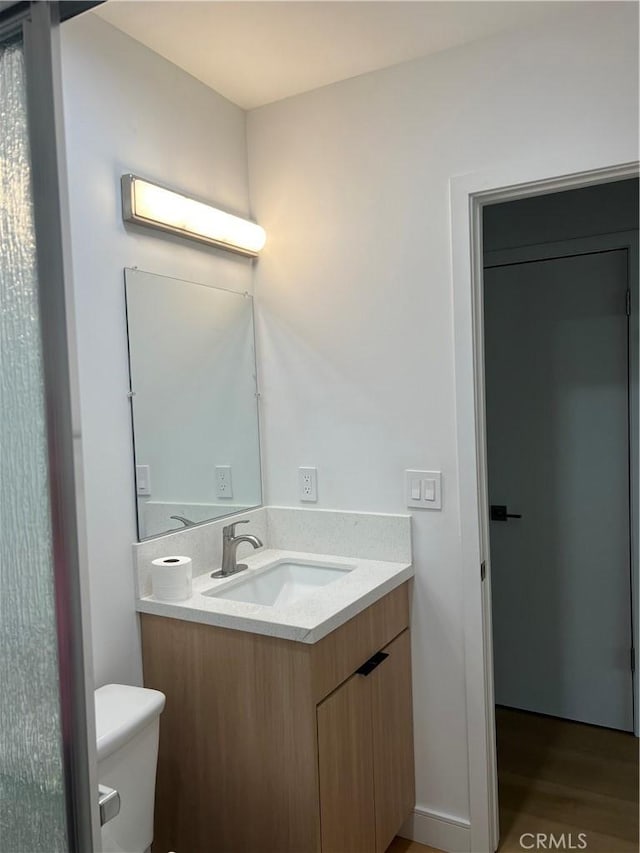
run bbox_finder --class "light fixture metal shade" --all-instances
[121,174,266,257]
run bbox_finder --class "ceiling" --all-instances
[94,1,578,110]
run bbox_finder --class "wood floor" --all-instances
[496,706,639,852]
[387,707,638,853]
[386,837,440,853]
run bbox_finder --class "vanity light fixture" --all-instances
[121,174,266,257]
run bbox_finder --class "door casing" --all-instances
[450,160,639,853]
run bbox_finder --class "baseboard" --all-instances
[399,806,471,852]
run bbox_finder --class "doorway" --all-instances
[483,181,638,849]
[451,160,640,853]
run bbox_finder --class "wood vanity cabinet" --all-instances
[140,581,414,853]
[318,628,414,853]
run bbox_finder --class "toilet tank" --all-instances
[95,684,165,853]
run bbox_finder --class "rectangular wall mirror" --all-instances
[124,268,262,539]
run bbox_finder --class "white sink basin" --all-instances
[202,559,355,607]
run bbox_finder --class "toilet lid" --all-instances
[95,684,165,761]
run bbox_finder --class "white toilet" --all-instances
[95,683,166,853]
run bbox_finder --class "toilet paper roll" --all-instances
[151,556,192,601]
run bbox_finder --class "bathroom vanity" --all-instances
[139,552,414,853]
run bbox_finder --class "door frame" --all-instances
[450,159,639,853]
[1,2,101,848]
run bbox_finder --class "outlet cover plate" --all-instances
[299,467,318,502]
[216,465,233,499]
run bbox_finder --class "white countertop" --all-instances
[136,548,413,643]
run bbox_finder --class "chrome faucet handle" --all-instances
[223,519,250,539]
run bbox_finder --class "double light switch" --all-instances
[406,470,442,510]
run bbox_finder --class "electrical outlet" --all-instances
[215,465,233,499]
[298,467,318,502]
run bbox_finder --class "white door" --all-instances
[485,249,633,731]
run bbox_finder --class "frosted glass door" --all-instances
[0,33,69,852]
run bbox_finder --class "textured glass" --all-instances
[0,36,69,852]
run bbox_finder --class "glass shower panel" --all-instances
[0,33,69,852]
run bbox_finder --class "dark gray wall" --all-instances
[484,178,639,252]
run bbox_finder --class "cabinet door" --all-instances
[317,672,376,853]
[371,629,415,853]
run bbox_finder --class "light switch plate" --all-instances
[405,469,442,510]
[136,464,151,497]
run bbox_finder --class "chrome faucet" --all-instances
[211,520,263,578]
[170,515,194,528]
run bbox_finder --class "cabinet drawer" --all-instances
[310,581,410,703]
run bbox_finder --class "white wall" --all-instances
[246,2,639,836]
[60,14,254,687]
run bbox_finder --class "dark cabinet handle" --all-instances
[356,651,389,676]
[490,504,522,522]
